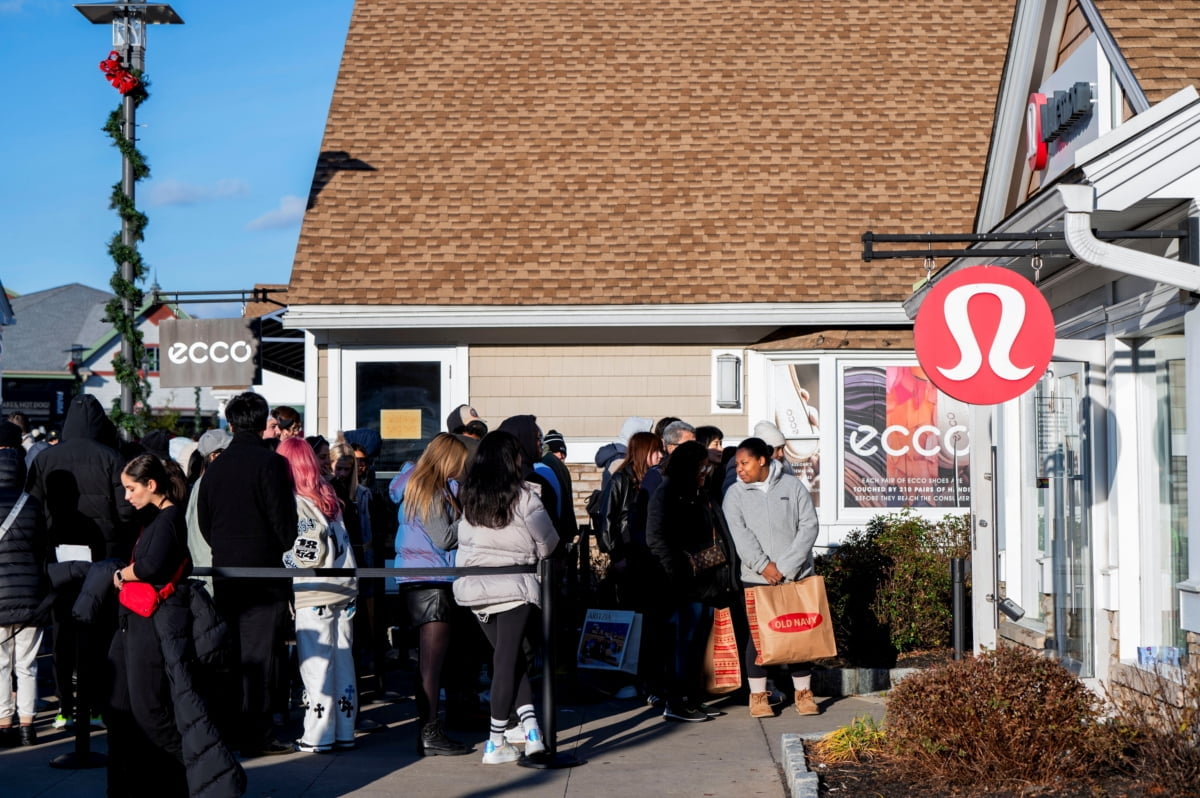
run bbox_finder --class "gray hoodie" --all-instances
[721,459,818,586]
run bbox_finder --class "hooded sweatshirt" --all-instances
[26,394,136,562]
[497,415,563,535]
[721,459,819,586]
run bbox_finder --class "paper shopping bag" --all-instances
[704,606,742,694]
[745,575,837,666]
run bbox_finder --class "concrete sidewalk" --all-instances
[3,688,886,798]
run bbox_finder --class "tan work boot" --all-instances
[749,691,774,718]
[794,689,819,715]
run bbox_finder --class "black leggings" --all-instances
[476,604,534,720]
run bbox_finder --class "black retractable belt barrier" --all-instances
[194,561,584,768]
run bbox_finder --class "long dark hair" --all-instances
[459,431,524,529]
[123,452,187,505]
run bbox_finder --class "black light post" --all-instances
[75,3,183,439]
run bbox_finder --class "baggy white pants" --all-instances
[295,601,357,748]
[0,625,44,721]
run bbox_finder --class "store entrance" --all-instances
[1033,359,1096,677]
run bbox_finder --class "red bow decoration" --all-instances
[98,50,141,95]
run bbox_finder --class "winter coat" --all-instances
[601,469,651,559]
[722,459,819,586]
[111,503,244,798]
[26,394,136,563]
[0,448,48,626]
[197,430,297,603]
[286,495,357,610]
[452,484,558,611]
[646,476,739,604]
[541,453,579,538]
[120,580,245,798]
[389,465,458,585]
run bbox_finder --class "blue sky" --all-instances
[3,0,355,316]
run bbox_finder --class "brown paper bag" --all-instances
[745,575,837,666]
[704,606,742,694]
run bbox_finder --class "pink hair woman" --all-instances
[277,437,359,753]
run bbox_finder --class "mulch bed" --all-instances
[807,743,1177,797]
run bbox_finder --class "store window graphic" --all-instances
[771,363,821,502]
[842,365,970,509]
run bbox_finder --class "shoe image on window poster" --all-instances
[773,363,820,463]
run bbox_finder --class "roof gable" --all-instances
[290,0,1013,308]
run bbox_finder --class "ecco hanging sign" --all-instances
[159,318,259,388]
[914,266,1055,405]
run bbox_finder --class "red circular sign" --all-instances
[914,265,1055,405]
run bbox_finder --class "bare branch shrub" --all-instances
[885,645,1113,790]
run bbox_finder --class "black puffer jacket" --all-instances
[154,581,245,798]
[0,448,47,626]
[26,394,136,562]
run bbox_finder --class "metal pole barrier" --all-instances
[951,557,967,660]
[540,557,557,754]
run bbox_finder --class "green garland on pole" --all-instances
[103,74,153,438]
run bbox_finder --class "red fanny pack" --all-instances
[118,558,189,618]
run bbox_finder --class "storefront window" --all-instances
[840,363,970,510]
[1144,337,1188,665]
[770,362,821,500]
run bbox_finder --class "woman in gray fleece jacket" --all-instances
[721,437,821,718]
[453,431,559,765]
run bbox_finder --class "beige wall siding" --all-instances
[469,344,745,439]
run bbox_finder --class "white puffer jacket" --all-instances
[452,483,558,611]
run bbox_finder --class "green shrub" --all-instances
[885,645,1113,790]
[816,510,969,663]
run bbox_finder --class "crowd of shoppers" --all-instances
[2,396,824,792]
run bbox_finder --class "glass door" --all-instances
[339,347,465,474]
[1032,359,1095,676]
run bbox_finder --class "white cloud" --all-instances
[245,195,306,231]
[149,178,250,207]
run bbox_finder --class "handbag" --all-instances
[686,524,727,575]
[744,575,837,666]
[118,557,189,618]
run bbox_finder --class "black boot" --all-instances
[418,721,469,756]
[18,725,37,746]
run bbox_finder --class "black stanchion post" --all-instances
[50,621,106,769]
[540,557,557,754]
[951,557,967,660]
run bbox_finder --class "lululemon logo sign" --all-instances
[914,266,1054,405]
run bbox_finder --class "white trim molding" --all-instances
[284,302,910,330]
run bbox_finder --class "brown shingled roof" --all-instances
[1094,1,1200,107]
[290,0,1012,307]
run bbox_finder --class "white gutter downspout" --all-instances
[1059,184,1200,292]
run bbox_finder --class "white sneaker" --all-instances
[523,728,545,756]
[481,740,521,764]
[504,726,526,745]
[52,714,72,730]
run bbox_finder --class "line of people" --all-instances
[594,415,822,721]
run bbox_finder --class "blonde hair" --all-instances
[330,441,359,493]
[404,433,469,524]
